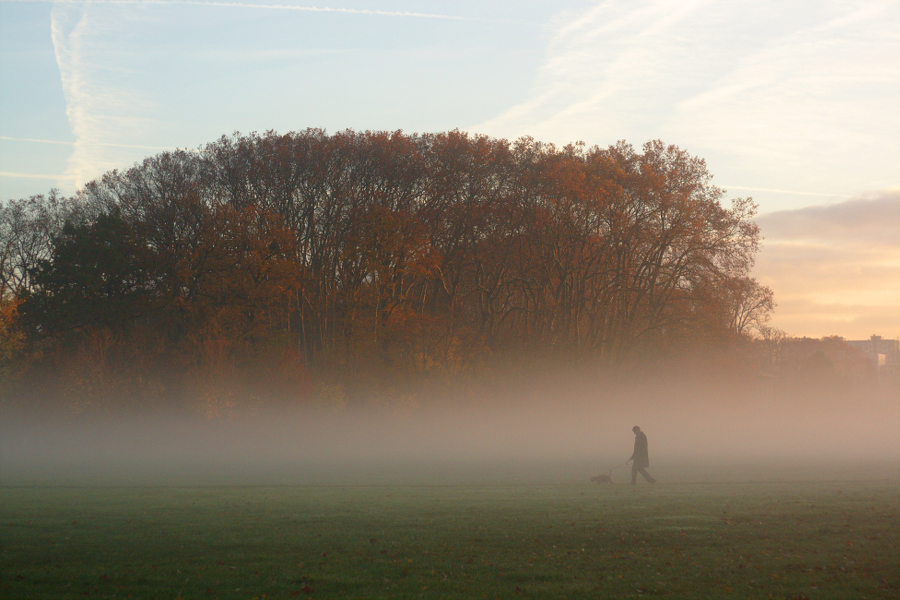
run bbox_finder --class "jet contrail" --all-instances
[0,171,66,180]
[0,136,176,151]
[33,0,466,20]
[0,136,73,146]
[723,185,851,198]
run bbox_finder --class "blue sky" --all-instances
[1,0,898,338]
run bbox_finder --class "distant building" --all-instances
[846,335,900,380]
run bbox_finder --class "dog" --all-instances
[591,473,613,484]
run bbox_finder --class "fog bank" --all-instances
[2,374,898,486]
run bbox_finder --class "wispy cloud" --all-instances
[668,2,900,190]
[754,190,900,338]
[757,190,900,246]
[0,135,175,192]
[475,0,710,142]
[472,0,900,211]
[43,0,467,192]
[51,1,161,190]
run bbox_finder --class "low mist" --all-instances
[3,369,898,486]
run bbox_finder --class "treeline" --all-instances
[1,130,774,411]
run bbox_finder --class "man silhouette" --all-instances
[628,426,656,485]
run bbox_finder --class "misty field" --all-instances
[2,463,898,600]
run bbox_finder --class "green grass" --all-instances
[1,468,898,599]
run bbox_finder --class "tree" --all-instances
[23,210,155,336]
[723,276,774,336]
[0,190,84,301]
[758,325,788,376]
[0,295,24,371]
[8,129,774,407]
[578,141,763,361]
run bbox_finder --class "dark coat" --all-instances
[630,431,650,469]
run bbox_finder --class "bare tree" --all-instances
[0,191,82,299]
[758,325,789,376]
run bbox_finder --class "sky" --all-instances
[1,0,898,340]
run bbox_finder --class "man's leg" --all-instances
[637,467,656,484]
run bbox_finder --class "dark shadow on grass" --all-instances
[502,572,566,584]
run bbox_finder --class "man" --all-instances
[628,426,656,485]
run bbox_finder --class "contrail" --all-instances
[0,136,73,146]
[0,171,66,180]
[0,136,175,151]
[723,185,851,198]
[31,0,466,20]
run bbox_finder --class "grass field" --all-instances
[1,462,898,599]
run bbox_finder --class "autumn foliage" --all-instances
[1,130,775,411]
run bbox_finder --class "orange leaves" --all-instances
[0,294,25,366]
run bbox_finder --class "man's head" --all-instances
[632,426,641,434]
